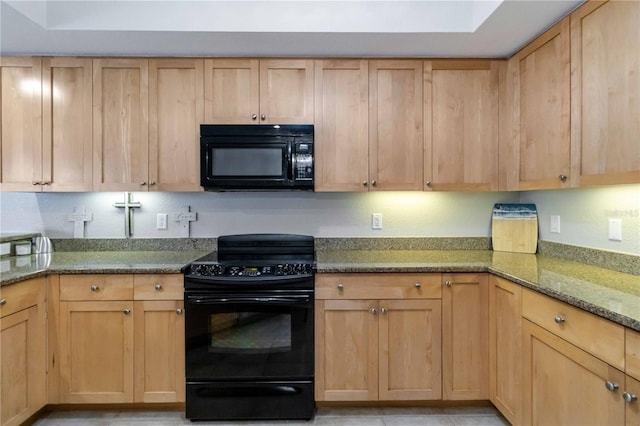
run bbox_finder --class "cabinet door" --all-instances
[424,60,500,191]
[42,57,93,192]
[369,60,423,191]
[204,59,259,124]
[522,319,625,426]
[626,375,640,426]
[315,299,378,401]
[149,58,203,191]
[570,0,640,187]
[489,276,522,425]
[442,273,489,400]
[59,301,134,403]
[314,59,369,192]
[259,59,314,124]
[134,300,185,403]
[1,305,46,426]
[0,56,43,191]
[379,299,441,400]
[93,58,149,191]
[512,17,571,190]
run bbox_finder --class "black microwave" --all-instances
[200,124,314,191]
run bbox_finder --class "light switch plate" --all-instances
[550,215,561,233]
[157,213,168,230]
[372,213,383,230]
[608,218,622,241]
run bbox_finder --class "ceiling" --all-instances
[1,0,585,58]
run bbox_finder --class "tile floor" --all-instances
[33,406,510,425]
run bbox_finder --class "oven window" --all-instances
[210,312,291,353]
[211,148,283,176]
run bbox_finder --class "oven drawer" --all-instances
[134,274,182,300]
[60,274,133,301]
[316,273,441,299]
[186,381,314,421]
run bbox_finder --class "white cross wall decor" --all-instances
[67,206,93,238]
[174,206,197,238]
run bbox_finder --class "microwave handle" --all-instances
[287,140,294,180]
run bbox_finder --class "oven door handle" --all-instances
[187,295,311,306]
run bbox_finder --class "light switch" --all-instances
[608,218,622,241]
[157,213,168,230]
[550,215,561,233]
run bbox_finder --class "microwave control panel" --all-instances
[294,142,314,180]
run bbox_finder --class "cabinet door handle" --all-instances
[425,181,432,186]
[260,114,266,121]
[623,392,638,403]
[605,381,619,392]
[155,284,163,291]
[252,114,257,120]
[32,181,41,185]
[363,181,368,187]
[124,309,131,315]
[371,180,377,187]
[337,283,344,291]
[149,181,156,186]
[444,281,452,287]
[381,307,387,315]
[559,174,568,182]
[414,283,421,289]
[140,181,147,186]
[0,298,6,306]
[554,315,566,324]
[90,285,100,292]
[370,307,377,315]
[176,308,184,315]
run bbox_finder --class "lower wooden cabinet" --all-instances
[442,273,489,400]
[489,276,522,425]
[56,274,184,404]
[522,319,626,425]
[626,375,640,425]
[315,273,442,401]
[0,278,47,426]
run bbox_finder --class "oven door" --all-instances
[185,290,314,381]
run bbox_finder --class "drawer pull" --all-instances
[444,281,452,287]
[414,283,421,289]
[176,308,184,315]
[0,298,6,306]
[155,284,163,291]
[381,307,387,315]
[337,283,344,291]
[623,392,638,403]
[605,381,619,392]
[124,309,131,315]
[370,307,377,316]
[554,315,565,324]
[90,285,100,292]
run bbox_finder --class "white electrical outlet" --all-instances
[550,215,561,233]
[157,213,168,230]
[372,213,383,230]
[608,218,622,241]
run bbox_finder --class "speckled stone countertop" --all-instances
[316,249,640,331]
[0,250,210,286]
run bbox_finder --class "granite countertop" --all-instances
[1,247,638,332]
[0,250,210,285]
[316,249,640,331]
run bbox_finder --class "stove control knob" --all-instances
[211,265,224,276]
[194,265,209,276]
[294,264,308,274]
[279,264,293,275]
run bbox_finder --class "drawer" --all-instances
[316,273,441,300]
[0,277,45,318]
[133,274,183,300]
[522,288,624,369]
[60,274,133,301]
[627,328,640,381]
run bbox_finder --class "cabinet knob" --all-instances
[42,181,51,185]
[425,181,432,187]
[605,381,619,392]
[559,174,568,182]
[140,181,147,186]
[554,315,566,324]
[252,114,257,120]
[176,308,184,315]
[337,283,344,291]
[381,307,387,315]
[444,281,452,287]
[149,181,156,186]
[370,307,378,315]
[0,298,6,306]
[124,309,131,315]
[90,285,100,292]
[261,114,266,121]
[623,392,638,403]
[363,181,368,186]
[371,180,377,187]
[414,283,421,289]
[32,181,41,185]
[155,284,163,291]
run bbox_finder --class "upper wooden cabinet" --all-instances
[507,17,572,190]
[570,0,640,187]
[204,59,313,124]
[0,57,92,192]
[314,59,369,192]
[424,60,500,191]
[148,59,203,192]
[369,60,424,191]
[93,58,149,191]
